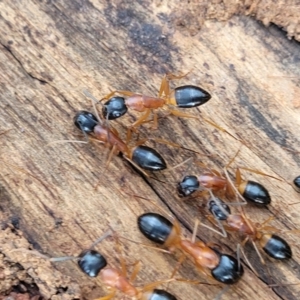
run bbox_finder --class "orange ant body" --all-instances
[100,73,211,131]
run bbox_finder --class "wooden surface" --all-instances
[0,1,300,300]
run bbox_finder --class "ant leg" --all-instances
[251,240,265,265]
[141,279,175,293]
[112,233,128,277]
[126,130,132,145]
[158,71,191,98]
[158,74,170,98]
[214,286,231,300]
[258,216,275,230]
[170,253,186,279]
[94,290,116,300]
[223,168,247,205]
[117,235,171,254]
[100,90,135,102]
[202,215,228,238]
[191,219,200,243]
[105,144,117,168]
[168,109,198,120]
[129,261,141,282]
[147,138,201,155]
[130,108,151,129]
[207,189,233,219]
[152,110,158,130]
[166,71,192,81]
[122,155,150,178]
[238,238,259,276]
[128,194,177,224]
[237,166,283,182]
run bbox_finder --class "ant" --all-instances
[203,194,292,273]
[74,110,166,172]
[176,149,280,206]
[131,195,244,286]
[14,230,180,300]
[99,73,211,133]
[293,175,300,192]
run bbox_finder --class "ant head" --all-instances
[102,97,128,120]
[211,254,244,284]
[208,199,230,221]
[177,175,199,197]
[78,249,107,277]
[138,213,173,245]
[74,111,98,133]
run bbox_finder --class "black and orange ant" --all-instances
[74,109,167,172]
[100,73,211,133]
[176,149,281,206]
[15,230,192,300]
[203,194,292,273]
[130,195,244,286]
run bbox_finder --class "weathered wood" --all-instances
[0,1,300,300]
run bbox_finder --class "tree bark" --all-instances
[0,1,299,300]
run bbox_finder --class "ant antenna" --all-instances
[88,229,113,250]
[82,90,103,125]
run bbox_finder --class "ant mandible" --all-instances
[74,91,167,173]
[15,230,179,300]
[204,195,292,272]
[99,73,211,132]
[132,195,244,285]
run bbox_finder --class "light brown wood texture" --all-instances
[0,1,300,300]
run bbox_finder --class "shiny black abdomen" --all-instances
[74,111,98,133]
[242,181,271,205]
[177,175,199,197]
[132,145,167,171]
[149,289,177,300]
[211,254,244,284]
[138,213,173,244]
[293,175,300,192]
[174,85,211,108]
[78,250,107,277]
[263,234,292,260]
[102,97,127,120]
[208,199,231,220]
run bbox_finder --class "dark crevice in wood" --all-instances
[0,43,48,85]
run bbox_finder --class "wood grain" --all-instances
[0,1,300,300]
